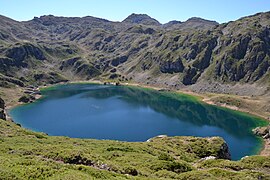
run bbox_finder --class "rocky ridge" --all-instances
[0,12,269,96]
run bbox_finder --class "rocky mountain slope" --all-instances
[0,12,269,95]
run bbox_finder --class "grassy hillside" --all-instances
[0,119,270,179]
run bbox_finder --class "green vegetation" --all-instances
[0,119,269,179]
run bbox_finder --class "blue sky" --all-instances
[0,0,269,23]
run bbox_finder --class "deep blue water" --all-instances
[9,84,266,160]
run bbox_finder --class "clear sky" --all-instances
[0,0,270,23]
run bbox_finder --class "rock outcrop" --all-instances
[217,142,231,160]
[18,94,36,103]
[6,44,45,63]
[159,58,184,73]
[0,97,6,120]
[111,55,128,67]
[253,126,270,139]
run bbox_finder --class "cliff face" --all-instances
[0,97,6,120]
[0,12,269,94]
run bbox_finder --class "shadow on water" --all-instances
[69,85,264,138]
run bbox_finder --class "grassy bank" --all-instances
[1,119,270,179]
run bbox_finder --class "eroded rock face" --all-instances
[59,57,81,70]
[159,58,184,73]
[18,95,35,103]
[111,55,128,67]
[0,43,46,79]
[6,44,45,64]
[33,72,69,85]
[182,67,200,85]
[0,98,4,109]
[217,142,231,160]
[0,74,24,87]
[213,27,270,82]
[59,57,101,79]
[0,97,6,120]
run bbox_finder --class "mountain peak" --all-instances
[163,20,182,28]
[186,17,219,25]
[162,17,219,30]
[122,13,161,26]
[163,17,218,30]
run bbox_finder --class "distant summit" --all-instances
[122,13,161,26]
[164,17,218,30]
[186,17,218,25]
[163,20,182,28]
[122,13,218,30]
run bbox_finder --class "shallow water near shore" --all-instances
[9,84,267,160]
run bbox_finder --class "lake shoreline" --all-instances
[122,81,270,157]
[5,80,269,157]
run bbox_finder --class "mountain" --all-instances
[163,20,182,28]
[164,17,218,30]
[0,12,269,96]
[122,13,161,26]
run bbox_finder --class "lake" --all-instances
[9,83,267,160]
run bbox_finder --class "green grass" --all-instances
[0,119,270,179]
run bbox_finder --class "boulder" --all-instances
[199,156,217,162]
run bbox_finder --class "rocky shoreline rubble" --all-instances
[253,126,270,140]
[19,86,42,103]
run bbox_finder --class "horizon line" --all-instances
[1,10,269,25]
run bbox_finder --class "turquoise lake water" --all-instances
[9,84,267,160]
